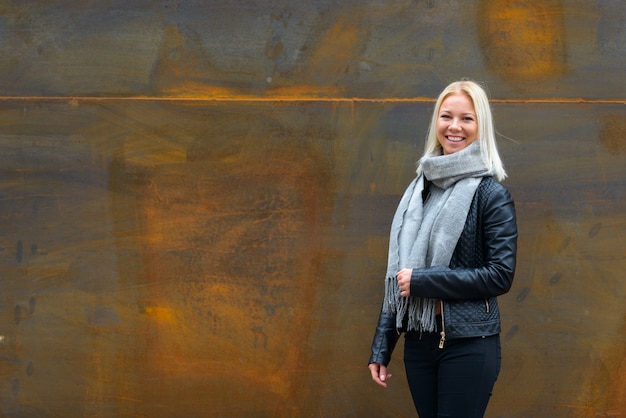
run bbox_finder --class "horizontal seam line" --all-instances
[0,96,624,104]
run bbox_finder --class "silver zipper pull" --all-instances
[439,331,446,349]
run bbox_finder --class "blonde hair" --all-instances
[418,80,507,181]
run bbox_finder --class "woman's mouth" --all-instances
[447,136,464,143]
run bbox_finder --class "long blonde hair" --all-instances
[417,80,507,181]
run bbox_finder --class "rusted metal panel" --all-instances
[0,1,624,417]
[0,1,624,99]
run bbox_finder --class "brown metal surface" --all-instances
[0,2,624,417]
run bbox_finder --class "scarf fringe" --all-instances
[383,276,437,332]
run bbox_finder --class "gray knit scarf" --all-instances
[383,141,492,332]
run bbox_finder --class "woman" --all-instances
[368,80,517,417]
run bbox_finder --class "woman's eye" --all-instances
[440,114,451,119]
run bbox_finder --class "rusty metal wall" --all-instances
[0,1,624,417]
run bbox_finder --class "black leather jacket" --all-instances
[369,176,517,366]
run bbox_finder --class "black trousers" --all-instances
[403,324,501,418]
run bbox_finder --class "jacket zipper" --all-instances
[438,300,446,349]
[438,300,489,349]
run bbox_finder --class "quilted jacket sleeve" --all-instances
[409,179,517,300]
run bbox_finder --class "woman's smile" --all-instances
[446,135,465,143]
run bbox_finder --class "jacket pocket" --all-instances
[447,298,498,323]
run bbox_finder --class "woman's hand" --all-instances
[396,268,413,297]
[369,363,392,388]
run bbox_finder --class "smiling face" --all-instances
[436,92,478,155]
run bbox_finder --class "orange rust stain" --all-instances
[161,83,343,99]
[477,0,567,83]
[599,115,626,155]
[598,318,626,416]
[607,344,626,415]
[127,137,334,402]
[264,85,342,98]
[307,19,361,80]
[160,84,238,99]
[141,305,177,324]
[150,25,221,94]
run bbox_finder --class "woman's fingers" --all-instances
[369,363,392,388]
[396,268,412,296]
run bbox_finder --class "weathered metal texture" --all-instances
[0,1,624,417]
